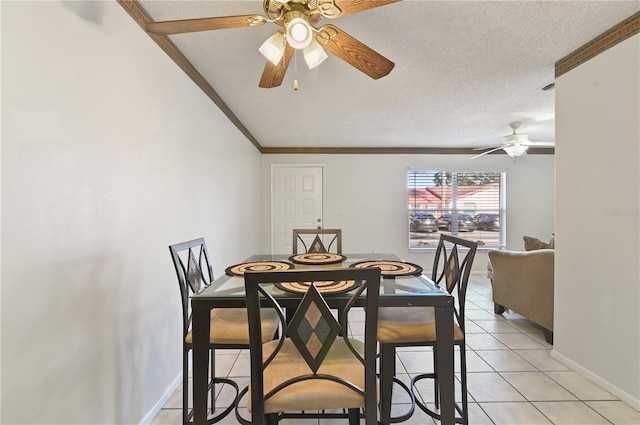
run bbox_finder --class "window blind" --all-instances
[408,171,505,250]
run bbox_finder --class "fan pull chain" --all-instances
[293,50,299,91]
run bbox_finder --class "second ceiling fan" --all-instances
[470,122,555,159]
[145,0,399,88]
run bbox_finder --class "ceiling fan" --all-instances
[144,0,399,88]
[470,122,555,159]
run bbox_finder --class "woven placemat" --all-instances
[289,253,347,265]
[349,260,423,277]
[225,261,294,277]
[275,280,361,295]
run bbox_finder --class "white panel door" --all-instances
[272,165,323,254]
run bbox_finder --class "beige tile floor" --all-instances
[151,276,640,425]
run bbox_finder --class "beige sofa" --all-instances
[488,248,554,344]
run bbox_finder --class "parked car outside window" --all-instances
[473,213,500,231]
[410,211,438,233]
[437,213,476,232]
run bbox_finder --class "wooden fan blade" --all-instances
[145,15,265,35]
[470,146,504,160]
[317,24,394,79]
[330,0,401,18]
[259,44,294,88]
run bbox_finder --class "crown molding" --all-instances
[261,146,555,155]
[556,11,640,77]
[116,0,262,152]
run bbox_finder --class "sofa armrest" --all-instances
[488,249,554,332]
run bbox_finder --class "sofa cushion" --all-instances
[523,235,552,251]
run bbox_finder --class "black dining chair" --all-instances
[377,234,478,424]
[243,267,380,425]
[169,238,280,425]
[292,228,342,254]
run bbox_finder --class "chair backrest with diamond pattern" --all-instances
[432,234,478,331]
[292,228,342,254]
[169,238,214,338]
[244,267,380,424]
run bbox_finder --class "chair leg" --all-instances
[458,342,469,425]
[338,307,348,337]
[433,346,439,409]
[210,348,216,413]
[266,413,279,425]
[183,347,190,425]
[187,345,239,424]
[410,343,467,424]
[348,408,360,425]
[379,343,395,425]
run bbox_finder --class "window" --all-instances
[408,171,506,250]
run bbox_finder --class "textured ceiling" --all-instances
[136,1,640,151]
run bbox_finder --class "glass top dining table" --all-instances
[190,253,457,425]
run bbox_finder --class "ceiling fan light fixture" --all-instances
[503,144,529,158]
[502,134,529,144]
[285,15,313,49]
[303,39,328,69]
[258,32,285,66]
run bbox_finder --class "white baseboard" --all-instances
[139,372,183,425]
[550,349,640,411]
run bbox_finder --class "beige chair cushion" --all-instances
[377,307,464,344]
[248,338,368,414]
[185,308,279,345]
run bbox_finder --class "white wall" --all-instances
[1,2,262,424]
[261,154,555,271]
[554,34,640,408]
